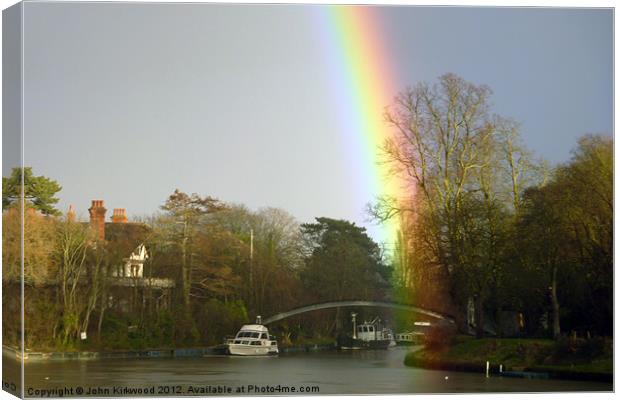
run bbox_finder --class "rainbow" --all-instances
[316,5,407,249]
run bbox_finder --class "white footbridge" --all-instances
[262,300,455,325]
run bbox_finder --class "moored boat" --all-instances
[337,314,391,350]
[395,322,432,345]
[383,328,397,347]
[226,317,278,356]
[395,331,423,346]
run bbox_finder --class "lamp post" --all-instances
[351,312,358,339]
[248,229,254,309]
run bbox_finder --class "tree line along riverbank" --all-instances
[404,336,612,383]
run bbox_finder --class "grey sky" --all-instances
[15,3,612,244]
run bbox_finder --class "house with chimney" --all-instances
[86,200,174,313]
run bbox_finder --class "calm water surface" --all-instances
[3,347,612,396]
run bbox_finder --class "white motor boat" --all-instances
[226,316,278,356]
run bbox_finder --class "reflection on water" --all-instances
[2,347,612,396]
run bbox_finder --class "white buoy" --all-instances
[486,361,490,378]
[444,376,449,380]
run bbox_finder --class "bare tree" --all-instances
[54,218,94,345]
[376,74,548,336]
[381,73,496,273]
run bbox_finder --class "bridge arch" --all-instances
[261,300,455,325]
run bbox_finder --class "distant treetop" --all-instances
[2,167,62,216]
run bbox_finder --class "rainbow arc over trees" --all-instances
[318,5,410,248]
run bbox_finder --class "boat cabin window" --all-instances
[261,333,268,339]
[251,341,261,346]
[369,327,374,332]
[241,340,249,345]
[237,331,262,338]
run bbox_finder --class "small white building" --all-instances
[112,243,149,278]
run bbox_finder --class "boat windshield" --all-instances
[236,331,262,339]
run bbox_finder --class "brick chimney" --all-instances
[88,200,107,241]
[112,208,128,223]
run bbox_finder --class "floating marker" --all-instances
[499,364,503,374]
[486,361,490,377]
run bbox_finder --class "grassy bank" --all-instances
[404,336,612,382]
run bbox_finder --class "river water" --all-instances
[3,347,611,397]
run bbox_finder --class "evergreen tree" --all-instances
[3,167,62,216]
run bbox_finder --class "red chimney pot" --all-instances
[112,208,128,224]
[88,200,107,241]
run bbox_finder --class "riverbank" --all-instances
[404,337,613,383]
[3,339,337,362]
[3,345,219,361]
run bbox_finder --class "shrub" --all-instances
[552,336,607,362]
[553,336,579,359]
[576,337,606,359]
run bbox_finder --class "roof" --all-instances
[103,222,151,257]
[105,222,149,242]
[238,324,269,332]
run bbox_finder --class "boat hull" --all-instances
[337,335,390,350]
[227,344,278,356]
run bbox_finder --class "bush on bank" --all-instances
[405,336,612,377]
